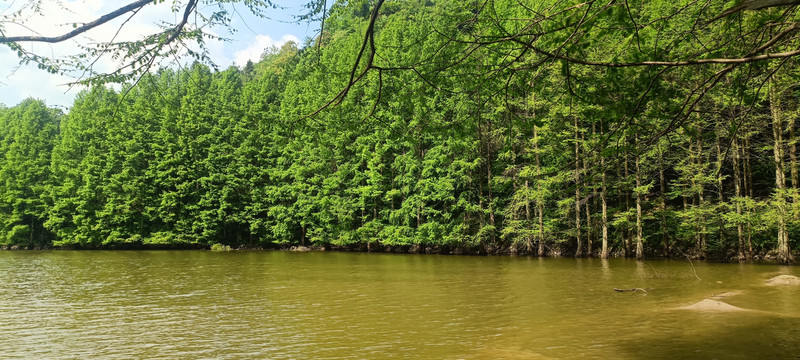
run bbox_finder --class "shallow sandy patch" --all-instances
[710,290,743,298]
[678,299,751,312]
[765,275,800,286]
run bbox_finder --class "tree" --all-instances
[0,99,60,247]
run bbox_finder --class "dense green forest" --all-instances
[1,0,799,263]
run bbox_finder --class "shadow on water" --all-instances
[615,306,800,359]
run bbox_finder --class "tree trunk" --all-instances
[30,217,35,247]
[733,137,746,261]
[487,147,496,251]
[696,132,707,259]
[716,131,725,203]
[741,137,754,260]
[534,126,545,257]
[301,225,306,247]
[525,179,533,254]
[537,202,545,256]
[715,130,726,250]
[635,134,644,261]
[790,115,798,191]
[745,133,753,198]
[584,128,593,256]
[623,136,631,257]
[770,79,791,265]
[574,116,582,257]
[659,149,669,257]
[601,129,609,259]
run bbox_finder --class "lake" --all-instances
[1,251,799,359]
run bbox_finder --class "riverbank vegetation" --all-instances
[1,0,799,263]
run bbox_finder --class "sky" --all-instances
[0,1,326,109]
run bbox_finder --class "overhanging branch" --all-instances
[527,45,800,67]
[0,0,154,43]
[711,0,800,22]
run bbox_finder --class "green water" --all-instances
[1,251,799,359]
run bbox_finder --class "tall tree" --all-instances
[0,99,60,247]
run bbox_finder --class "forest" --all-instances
[1,0,799,263]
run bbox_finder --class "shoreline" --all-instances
[1,242,795,264]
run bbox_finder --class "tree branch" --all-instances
[301,0,385,120]
[710,0,800,22]
[526,44,800,67]
[0,0,154,43]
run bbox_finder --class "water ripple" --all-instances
[1,252,799,359]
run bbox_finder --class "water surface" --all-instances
[1,251,798,359]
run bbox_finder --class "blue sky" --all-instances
[0,1,326,109]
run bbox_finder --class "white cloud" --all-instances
[233,34,300,67]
